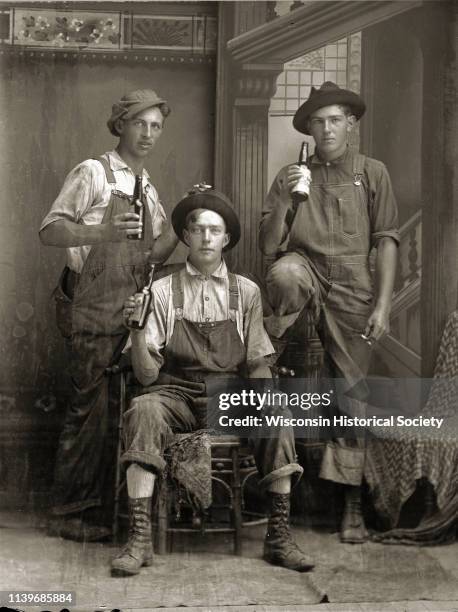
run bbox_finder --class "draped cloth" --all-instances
[164,430,213,513]
[365,311,458,544]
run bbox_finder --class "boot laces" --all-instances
[268,499,306,559]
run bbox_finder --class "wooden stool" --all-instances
[154,434,266,556]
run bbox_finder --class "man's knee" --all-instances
[124,394,167,430]
[266,259,315,298]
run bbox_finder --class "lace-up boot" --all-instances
[263,492,315,572]
[111,497,153,576]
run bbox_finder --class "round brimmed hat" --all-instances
[293,81,366,135]
[107,89,168,136]
[172,185,241,251]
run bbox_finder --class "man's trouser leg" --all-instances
[110,388,197,576]
[250,405,316,572]
[250,406,303,490]
[317,304,372,543]
[317,304,372,487]
[121,388,197,472]
[51,331,126,519]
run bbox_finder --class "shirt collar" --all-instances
[107,150,150,179]
[185,258,228,280]
[311,146,351,166]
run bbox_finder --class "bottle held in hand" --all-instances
[127,264,155,330]
[291,141,311,205]
[128,174,144,241]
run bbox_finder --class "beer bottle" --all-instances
[127,264,156,330]
[290,141,311,205]
[128,174,144,241]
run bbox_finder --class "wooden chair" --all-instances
[155,433,266,555]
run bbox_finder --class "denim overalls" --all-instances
[52,157,156,517]
[266,152,374,485]
[121,270,303,491]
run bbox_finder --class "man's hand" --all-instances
[364,305,391,343]
[104,208,143,242]
[124,294,160,386]
[260,164,310,255]
[123,294,143,331]
[277,164,306,199]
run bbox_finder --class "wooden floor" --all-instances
[0,511,457,612]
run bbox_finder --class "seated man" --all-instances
[260,82,399,543]
[112,187,313,576]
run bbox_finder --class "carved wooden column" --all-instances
[230,63,282,276]
[214,2,278,275]
[421,0,458,376]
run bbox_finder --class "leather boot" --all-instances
[263,493,315,572]
[111,497,153,577]
[340,486,369,544]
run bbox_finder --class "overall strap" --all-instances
[95,156,116,184]
[172,271,184,319]
[352,153,366,186]
[93,157,132,201]
[228,272,239,320]
[172,270,239,321]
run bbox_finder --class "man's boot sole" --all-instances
[263,553,315,573]
[111,556,153,577]
[340,534,368,544]
[340,525,369,544]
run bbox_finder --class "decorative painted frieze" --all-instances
[127,14,216,52]
[1,7,217,56]
[12,8,122,49]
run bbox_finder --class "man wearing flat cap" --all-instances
[260,82,399,543]
[111,187,313,576]
[39,89,178,540]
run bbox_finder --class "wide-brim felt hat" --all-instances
[107,89,167,137]
[172,187,241,252]
[293,81,366,135]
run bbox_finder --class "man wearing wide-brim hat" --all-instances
[111,186,313,576]
[260,82,400,543]
[39,89,179,541]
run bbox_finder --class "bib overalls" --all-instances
[121,271,303,490]
[52,157,155,517]
[265,153,374,485]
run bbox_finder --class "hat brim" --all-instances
[293,90,366,135]
[172,191,241,252]
[107,98,166,137]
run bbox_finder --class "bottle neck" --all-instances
[145,264,156,289]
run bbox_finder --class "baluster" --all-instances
[407,227,420,283]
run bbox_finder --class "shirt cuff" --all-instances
[371,230,400,247]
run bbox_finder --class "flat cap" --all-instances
[107,89,168,136]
